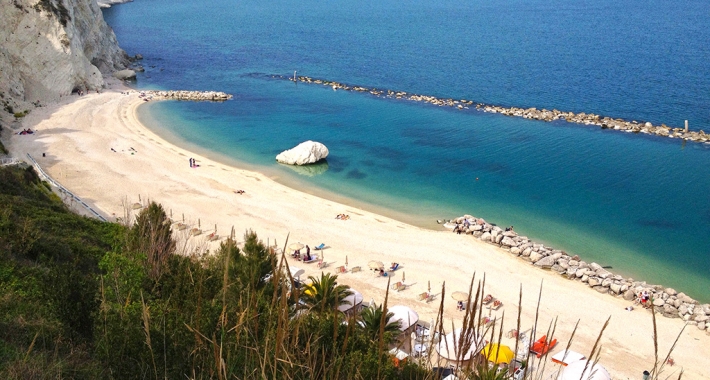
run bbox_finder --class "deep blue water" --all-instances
[103,0,710,301]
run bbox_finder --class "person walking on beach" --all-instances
[189,158,193,167]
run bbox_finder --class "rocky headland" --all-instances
[445,215,710,333]
[278,75,709,145]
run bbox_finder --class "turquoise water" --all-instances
[103,0,710,301]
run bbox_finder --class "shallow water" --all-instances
[104,0,710,301]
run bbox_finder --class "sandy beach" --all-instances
[6,79,709,379]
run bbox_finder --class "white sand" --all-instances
[6,80,709,378]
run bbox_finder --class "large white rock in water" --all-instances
[276,141,329,165]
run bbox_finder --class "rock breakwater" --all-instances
[277,75,709,145]
[144,90,232,101]
[446,215,710,332]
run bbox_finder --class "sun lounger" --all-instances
[176,223,187,231]
[335,265,347,273]
[190,228,202,236]
[487,299,502,310]
[479,317,493,327]
[207,232,219,241]
[302,255,319,264]
[392,282,406,291]
[350,266,361,273]
[315,243,326,250]
[389,263,399,271]
[317,260,328,269]
[483,294,494,305]
[418,292,432,302]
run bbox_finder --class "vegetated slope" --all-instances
[0,165,123,378]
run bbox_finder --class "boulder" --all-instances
[594,286,608,294]
[500,237,516,247]
[623,289,636,301]
[276,141,329,165]
[510,246,521,255]
[698,322,706,330]
[665,288,678,296]
[534,256,556,269]
[480,232,492,242]
[588,278,601,287]
[694,314,709,323]
[610,283,622,294]
[529,251,543,262]
[113,69,136,80]
[653,298,665,307]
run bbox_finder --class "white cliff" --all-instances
[0,0,129,115]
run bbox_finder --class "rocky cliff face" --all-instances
[0,0,128,114]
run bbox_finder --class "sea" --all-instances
[102,0,710,302]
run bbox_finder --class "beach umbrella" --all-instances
[289,266,304,281]
[560,360,611,380]
[402,271,405,282]
[338,289,364,313]
[387,305,419,331]
[289,242,304,251]
[428,281,431,293]
[345,256,348,266]
[368,260,384,270]
[482,343,515,364]
[435,328,484,362]
[451,292,469,302]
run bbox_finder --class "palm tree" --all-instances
[359,303,401,344]
[301,272,353,315]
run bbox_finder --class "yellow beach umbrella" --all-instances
[368,260,384,270]
[481,343,515,364]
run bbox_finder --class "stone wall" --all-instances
[446,215,710,333]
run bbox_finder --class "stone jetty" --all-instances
[144,90,232,101]
[446,215,710,332]
[278,75,709,145]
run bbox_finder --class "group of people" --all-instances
[292,245,313,261]
[17,128,34,135]
[505,226,514,232]
[335,214,350,220]
[189,158,199,168]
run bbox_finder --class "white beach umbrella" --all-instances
[560,360,611,380]
[387,305,419,331]
[338,289,364,312]
[435,328,485,362]
[289,266,304,281]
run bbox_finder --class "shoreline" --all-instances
[4,79,710,378]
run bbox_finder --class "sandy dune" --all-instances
[6,81,708,379]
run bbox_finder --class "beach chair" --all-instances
[483,294,494,305]
[392,282,406,292]
[335,265,347,273]
[176,223,188,231]
[351,266,362,273]
[315,243,326,250]
[190,228,202,236]
[418,292,431,302]
[317,260,328,269]
[479,317,493,327]
[489,300,503,310]
[389,263,400,272]
[303,255,319,264]
[207,232,219,241]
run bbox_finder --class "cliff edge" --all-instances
[0,0,129,116]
